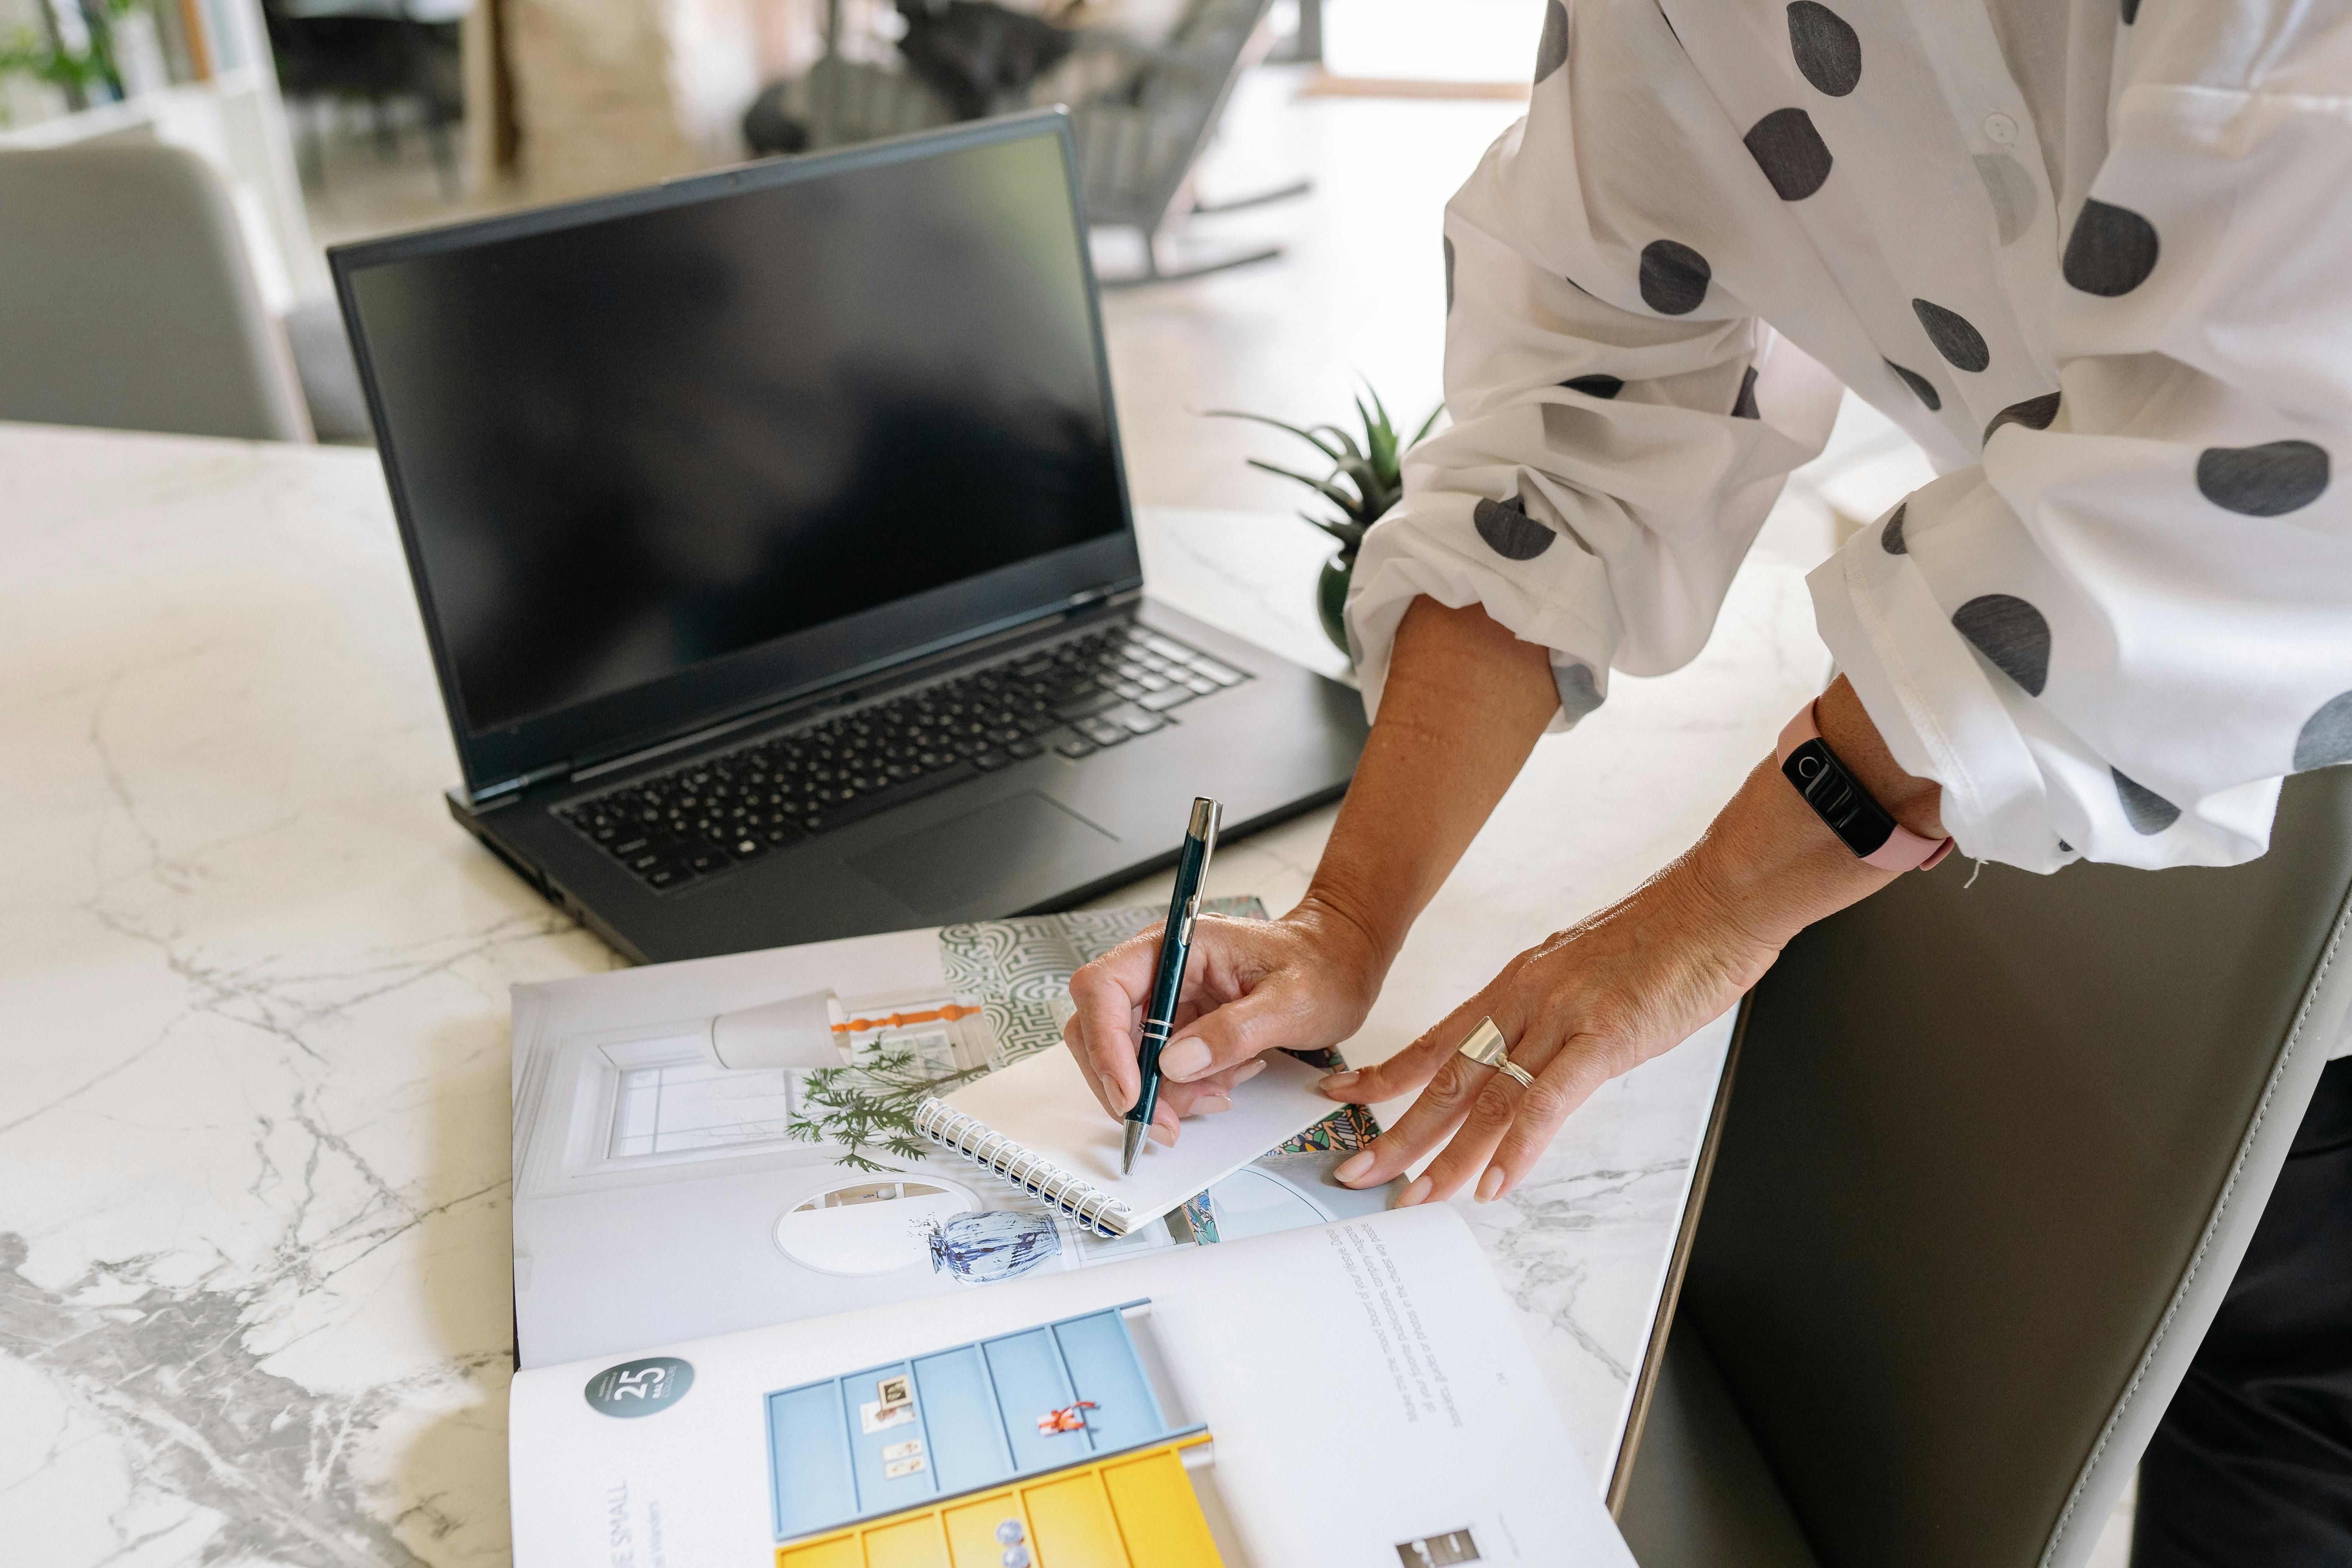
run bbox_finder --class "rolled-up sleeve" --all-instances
[1346,6,1843,734]
[1812,35,2352,871]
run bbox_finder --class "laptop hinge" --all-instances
[468,758,574,809]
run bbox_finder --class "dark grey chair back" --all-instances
[0,143,309,443]
[1621,768,2352,1568]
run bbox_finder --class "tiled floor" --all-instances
[295,62,2135,1564]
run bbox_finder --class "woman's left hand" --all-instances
[1323,705,1933,1204]
[1321,858,1776,1204]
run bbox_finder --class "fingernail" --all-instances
[1233,1061,1267,1086]
[1149,1121,1176,1147]
[1475,1165,1507,1203]
[1333,1151,1375,1187]
[1194,1094,1233,1115]
[1160,1038,1212,1081]
[1318,1070,1361,1098]
[1398,1176,1433,1208]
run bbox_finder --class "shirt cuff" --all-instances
[1345,491,1621,732]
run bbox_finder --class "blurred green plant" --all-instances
[0,0,147,111]
[1207,381,1442,655]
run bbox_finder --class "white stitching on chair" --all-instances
[2038,894,2352,1568]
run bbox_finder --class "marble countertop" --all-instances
[0,419,1835,1566]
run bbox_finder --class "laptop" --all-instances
[331,111,1368,965]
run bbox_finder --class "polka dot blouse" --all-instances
[1346,0,2350,872]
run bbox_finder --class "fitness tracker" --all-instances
[1776,701,1955,872]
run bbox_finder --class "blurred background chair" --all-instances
[1615,768,2352,1567]
[264,0,468,196]
[0,142,313,442]
[1066,0,1307,284]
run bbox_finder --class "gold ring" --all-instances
[1455,1016,1535,1090]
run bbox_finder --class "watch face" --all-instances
[1783,739,1896,857]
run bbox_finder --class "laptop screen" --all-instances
[341,119,1129,767]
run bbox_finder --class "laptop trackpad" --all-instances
[848,791,1118,914]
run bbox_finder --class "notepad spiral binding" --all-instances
[912,1100,1135,1239]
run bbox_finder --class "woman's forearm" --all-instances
[1296,597,1559,968]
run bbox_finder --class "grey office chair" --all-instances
[0,143,311,442]
[1617,767,2352,1568]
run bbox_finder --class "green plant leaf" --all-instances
[1410,404,1445,446]
[1248,458,1365,518]
[1310,424,1365,461]
[1203,408,1344,464]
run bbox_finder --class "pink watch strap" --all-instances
[1776,701,1956,871]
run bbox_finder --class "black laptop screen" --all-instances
[346,129,1125,739]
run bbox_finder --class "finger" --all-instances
[1068,932,1161,1111]
[1157,980,1317,1084]
[1322,992,1492,1104]
[1329,1051,1493,1190]
[1153,1057,1266,1118]
[1475,1033,1615,1201]
[1064,1015,1122,1121]
[1413,1073,1525,1203]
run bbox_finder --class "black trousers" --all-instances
[2132,1056,2352,1567]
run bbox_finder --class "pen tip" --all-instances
[1121,1119,1146,1175]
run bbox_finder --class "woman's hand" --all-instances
[1062,897,1389,1146]
[1326,690,1937,1204]
[1321,857,1779,1204]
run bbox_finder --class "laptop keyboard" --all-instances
[556,621,1250,893]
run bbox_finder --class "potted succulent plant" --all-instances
[1210,383,1442,659]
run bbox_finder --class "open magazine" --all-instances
[510,900,1401,1370]
[509,1205,1638,1568]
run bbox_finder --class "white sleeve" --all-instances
[1811,12,2352,872]
[1345,3,1843,732]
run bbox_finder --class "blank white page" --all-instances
[936,1044,1334,1230]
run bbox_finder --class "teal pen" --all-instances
[1123,796,1223,1173]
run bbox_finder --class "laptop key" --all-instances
[1140,687,1193,712]
[1113,708,1166,736]
[1189,660,1244,686]
[1008,738,1044,759]
[973,749,1009,771]
[1055,736,1098,759]
[645,863,693,890]
[1052,689,1123,722]
[1075,716,1127,747]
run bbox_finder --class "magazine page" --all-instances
[509,1205,1637,1568]
[512,900,1397,1369]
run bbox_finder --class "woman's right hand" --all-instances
[1062,896,1390,1147]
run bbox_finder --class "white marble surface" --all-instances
[0,417,1835,1565]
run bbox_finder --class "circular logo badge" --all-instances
[583,1356,695,1419]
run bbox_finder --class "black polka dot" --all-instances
[1744,108,1833,201]
[2062,199,2160,297]
[2196,440,2330,517]
[1534,0,1569,85]
[1884,359,1941,412]
[1562,374,1623,399]
[1983,391,2061,446]
[1974,154,2037,246]
[1879,501,1907,554]
[2113,769,2180,835]
[1952,593,2050,696]
[1639,240,1711,315]
[1474,494,1554,561]
[1913,300,1990,372]
[2294,691,2352,771]
[2120,0,2139,22]
[1444,236,1455,314]
[2057,838,2075,853]
[1555,662,1603,720]
[1732,366,1760,420]
[1786,2,1861,96]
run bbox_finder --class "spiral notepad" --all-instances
[912,1044,1336,1238]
